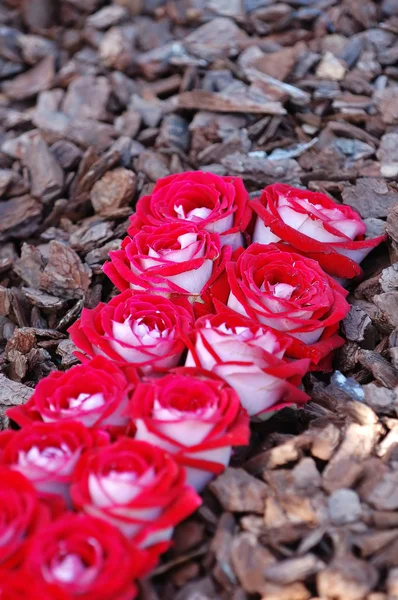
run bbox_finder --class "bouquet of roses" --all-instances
[4,171,384,597]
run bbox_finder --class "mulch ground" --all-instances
[1,1,398,598]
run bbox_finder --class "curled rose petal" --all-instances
[68,290,194,374]
[226,243,350,366]
[71,438,201,552]
[0,422,107,504]
[0,468,50,571]
[252,183,386,278]
[128,368,250,491]
[7,356,139,435]
[128,171,251,250]
[0,574,69,600]
[103,223,231,308]
[22,513,153,600]
[185,310,310,417]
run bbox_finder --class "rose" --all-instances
[71,438,201,552]
[21,513,152,600]
[0,422,107,504]
[185,311,310,417]
[8,356,138,434]
[128,171,251,250]
[68,291,194,374]
[128,368,250,491]
[103,223,231,308]
[252,183,386,278]
[226,243,350,366]
[0,468,49,571]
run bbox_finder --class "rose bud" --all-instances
[252,183,386,279]
[22,513,152,600]
[68,290,194,374]
[0,422,107,504]
[71,438,201,552]
[128,171,251,249]
[128,368,250,491]
[185,311,310,417]
[0,468,49,571]
[103,223,231,305]
[226,243,350,367]
[8,356,138,434]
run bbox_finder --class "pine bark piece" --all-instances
[21,132,64,204]
[323,423,381,493]
[357,349,398,389]
[342,178,398,219]
[231,532,275,594]
[62,75,111,121]
[0,195,42,242]
[15,241,91,300]
[0,374,33,430]
[90,167,136,215]
[209,468,268,514]
[177,89,286,115]
[184,18,249,62]
[87,5,129,29]
[2,56,55,100]
[317,553,378,600]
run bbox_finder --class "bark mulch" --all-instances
[1,0,398,598]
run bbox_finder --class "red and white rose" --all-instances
[0,468,49,571]
[68,291,194,373]
[0,422,106,504]
[8,356,138,434]
[103,223,230,306]
[128,171,251,249]
[252,183,386,278]
[128,368,250,491]
[22,513,152,600]
[71,438,201,552]
[226,243,350,366]
[185,311,310,417]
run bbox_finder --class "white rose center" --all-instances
[88,468,156,507]
[174,205,212,222]
[51,554,88,583]
[18,444,71,471]
[68,393,105,411]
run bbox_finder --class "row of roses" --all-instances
[1,172,385,599]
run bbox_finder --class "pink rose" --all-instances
[128,171,251,250]
[22,513,153,600]
[8,357,138,435]
[0,422,107,504]
[226,243,350,367]
[103,223,230,304]
[128,368,250,491]
[71,439,201,553]
[185,310,310,417]
[68,291,194,374]
[252,183,386,278]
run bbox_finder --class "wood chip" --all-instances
[90,167,136,214]
[2,56,55,100]
[15,241,91,300]
[209,468,269,514]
